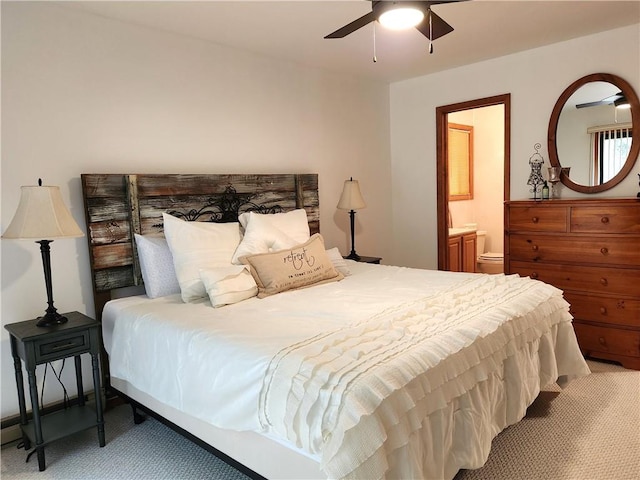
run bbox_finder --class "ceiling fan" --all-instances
[576,92,628,109]
[324,1,466,42]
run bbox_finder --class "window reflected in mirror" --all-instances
[590,124,632,184]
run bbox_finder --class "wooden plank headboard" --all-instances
[81,173,319,321]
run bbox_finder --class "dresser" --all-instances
[505,198,640,370]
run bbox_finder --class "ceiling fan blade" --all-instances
[576,100,609,109]
[602,92,623,103]
[325,12,376,39]
[415,10,454,40]
[576,92,623,109]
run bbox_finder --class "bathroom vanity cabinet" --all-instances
[448,231,477,273]
[505,198,640,370]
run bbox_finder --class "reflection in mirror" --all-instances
[548,73,640,194]
[557,81,632,186]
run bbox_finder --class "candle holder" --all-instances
[548,167,561,198]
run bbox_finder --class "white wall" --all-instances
[0,2,391,418]
[389,24,640,269]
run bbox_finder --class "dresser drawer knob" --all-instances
[600,307,607,315]
[601,216,610,224]
[598,337,607,346]
[600,278,608,286]
[531,272,539,279]
[531,216,539,223]
[600,247,608,255]
[532,245,539,251]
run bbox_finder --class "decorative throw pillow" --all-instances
[325,247,352,276]
[134,234,181,298]
[241,234,344,298]
[162,213,241,303]
[238,209,310,244]
[199,266,258,307]
[231,217,300,264]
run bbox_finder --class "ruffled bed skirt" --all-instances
[260,275,590,480]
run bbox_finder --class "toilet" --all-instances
[476,230,504,274]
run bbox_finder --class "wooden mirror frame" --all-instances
[547,73,640,194]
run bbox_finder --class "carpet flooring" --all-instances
[2,359,638,480]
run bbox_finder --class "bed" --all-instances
[81,173,590,480]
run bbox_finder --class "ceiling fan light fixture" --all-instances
[378,7,425,30]
[614,96,631,109]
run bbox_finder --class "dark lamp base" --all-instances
[345,252,361,261]
[37,311,69,328]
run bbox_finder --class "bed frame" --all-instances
[81,173,321,479]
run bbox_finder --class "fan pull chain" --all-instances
[429,9,434,54]
[373,22,377,63]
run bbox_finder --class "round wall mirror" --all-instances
[547,73,640,193]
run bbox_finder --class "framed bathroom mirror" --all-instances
[547,73,640,193]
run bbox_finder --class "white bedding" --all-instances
[103,262,590,480]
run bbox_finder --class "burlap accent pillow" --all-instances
[241,234,344,298]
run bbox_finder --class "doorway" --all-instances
[435,94,511,271]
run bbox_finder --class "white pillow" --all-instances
[134,234,181,298]
[239,209,310,244]
[232,217,299,264]
[199,266,258,307]
[162,213,241,303]
[325,247,352,276]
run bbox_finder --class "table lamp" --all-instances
[337,177,366,260]
[2,180,84,327]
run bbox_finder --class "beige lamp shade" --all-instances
[2,184,84,239]
[337,178,366,211]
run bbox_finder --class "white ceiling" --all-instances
[61,0,640,83]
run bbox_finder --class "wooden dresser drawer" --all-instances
[508,206,568,232]
[510,261,640,297]
[509,234,640,266]
[564,292,640,328]
[570,206,640,234]
[573,323,640,359]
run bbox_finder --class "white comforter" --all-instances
[103,263,589,479]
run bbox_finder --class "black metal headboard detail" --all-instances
[160,185,283,224]
[81,173,319,321]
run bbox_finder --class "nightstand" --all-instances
[344,255,382,264]
[5,312,105,471]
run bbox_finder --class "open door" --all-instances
[435,94,511,271]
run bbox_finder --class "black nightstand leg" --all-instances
[10,337,31,449]
[92,353,105,447]
[74,356,85,406]
[27,369,46,471]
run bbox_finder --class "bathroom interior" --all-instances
[447,104,505,274]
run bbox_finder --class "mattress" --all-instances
[102,262,590,479]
